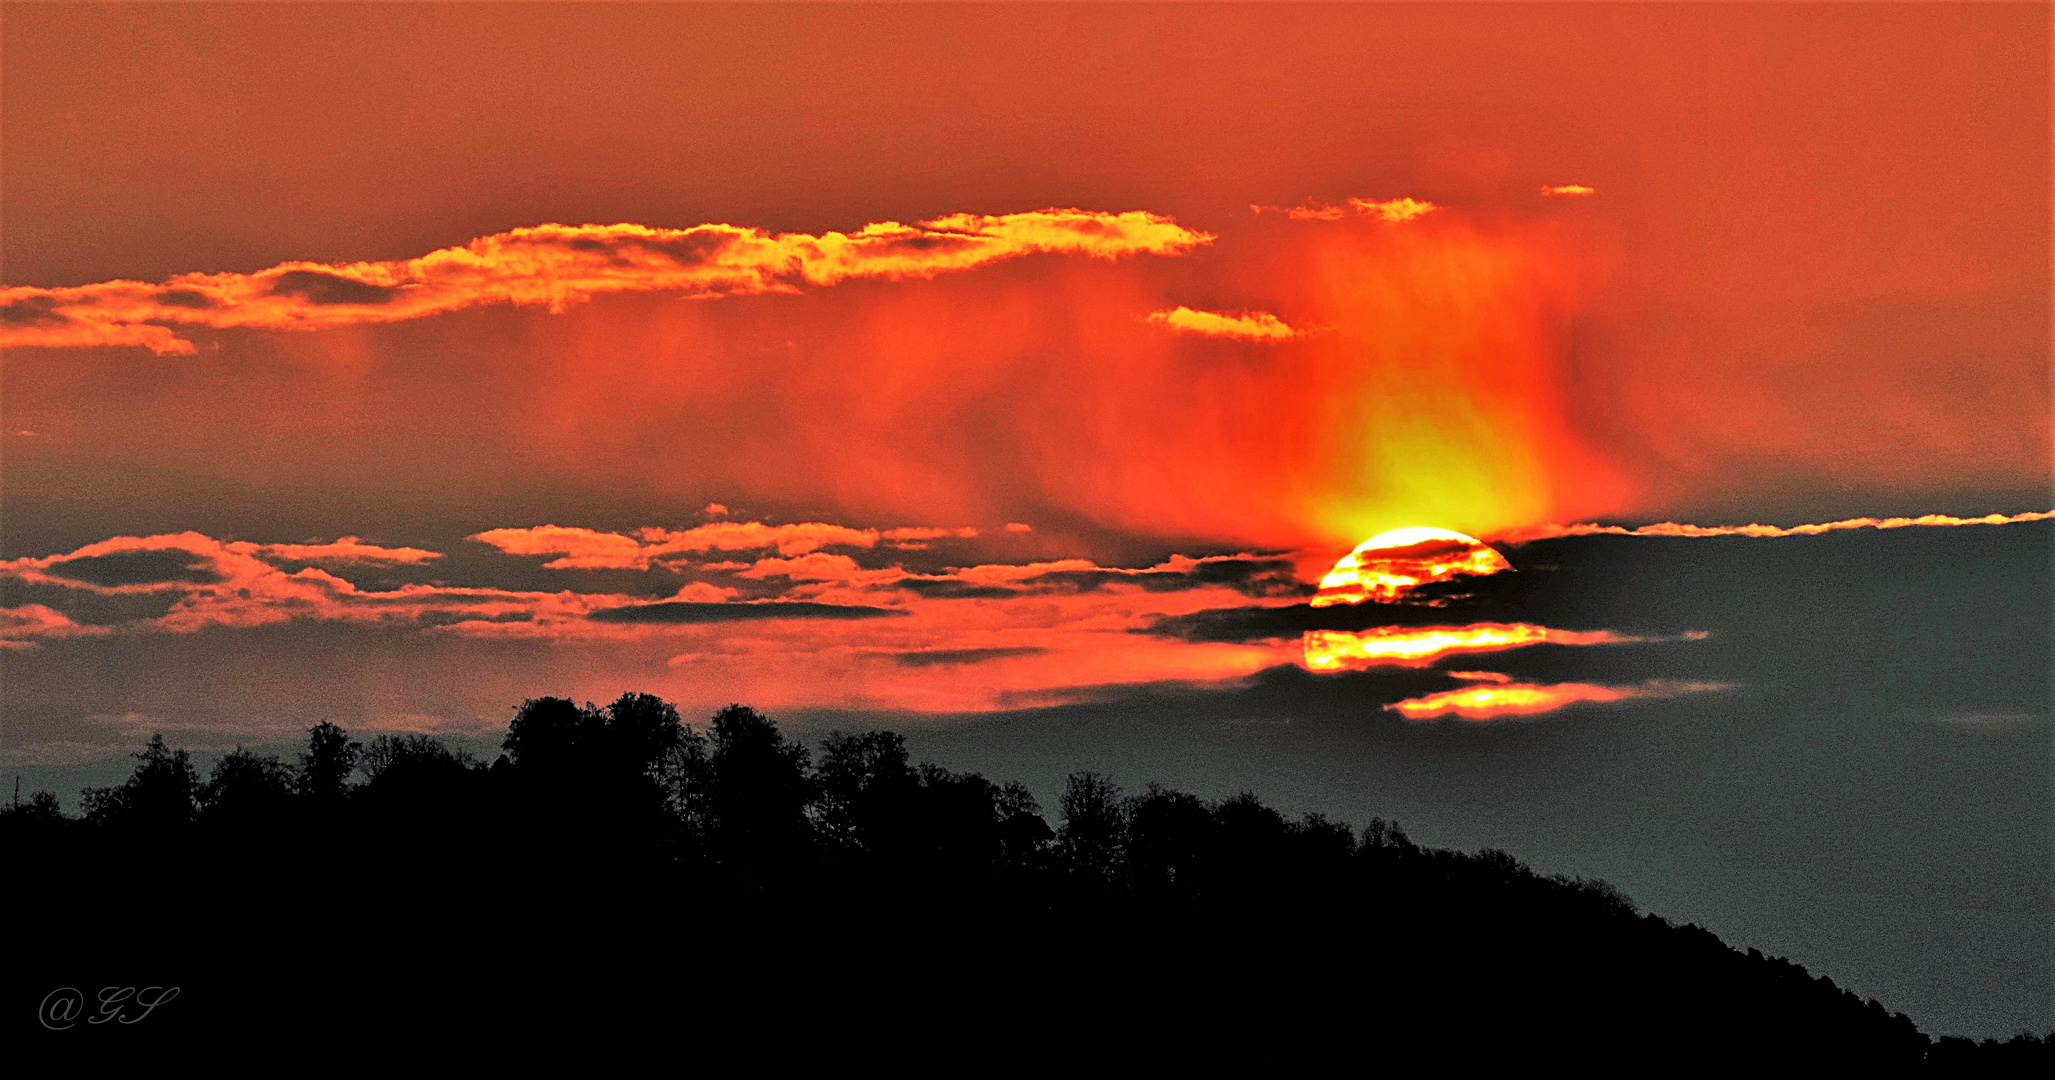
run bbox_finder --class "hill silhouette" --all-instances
[5,693,2047,1064]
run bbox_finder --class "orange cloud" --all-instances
[1541,185,1597,196]
[736,553,888,584]
[1250,197,1438,224]
[0,531,443,593]
[880,526,980,549]
[0,532,622,638]
[1502,510,2055,543]
[1300,622,1647,669]
[1146,306,1300,342]
[471,520,886,568]
[1,528,1318,711]
[0,209,1211,355]
[233,537,443,566]
[1288,204,1348,222]
[466,525,650,570]
[1386,678,1727,721]
[1349,197,1439,222]
[0,604,111,648]
[1249,201,1349,221]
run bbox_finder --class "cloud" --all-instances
[1502,510,2055,543]
[586,600,906,624]
[1937,711,2040,733]
[471,520,886,569]
[1349,197,1439,222]
[1541,185,1597,197]
[468,525,660,570]
[883,646,1049,667]
[736,553,889,584]
[1146,306,1300,342]
[0,532,590,640]
[0,209,1212,355]
[1385,677,1727,721]
[1250,201,1348,221]
[1300,623,1660,669]
[3,532,436,593]
[1018,555,1306,598]
[880,526,980,549]
[243,537,443,565]
[0,527,1318,713]
[1250,197,1438,224]
[0,604,111,648]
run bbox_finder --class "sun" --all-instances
[1310,526,1512,606]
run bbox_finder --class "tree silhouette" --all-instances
[1125,784,1214,894]
[358,732,474,788]
[815,729,920,858]
[705,704,813,870]
[5,693,2044,1062]
[1056,771,1126,886]
[297,721,361,804]
[1,788,67,831]
[199,746,297,826]
[81,732,200,830]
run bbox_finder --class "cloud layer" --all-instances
[0,525,1309,713]
[1386,676,1727,722]
[1146,306,1300,341]
[0,209,1211,354]
[1504,510,2055,543]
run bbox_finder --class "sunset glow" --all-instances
[1386,678,1727,722]
[3,6,2044,1040]
[1312,527,1513,606]
[1300,623,1634,670]
[1145,306,1300,341]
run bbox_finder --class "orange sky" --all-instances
[6,3,2045,555]
[1,2,2048,732]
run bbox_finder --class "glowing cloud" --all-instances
[1505,510,2055,542]
[1146,306,1300,342]
[471,520,889,569]
[236,537,443,566]
[1312,527,1512,606]
[1300,622,1645,669]
[880,527,980,549]
[0,528,1314,712]
[1541,185,1597,197]
[1249,201,1348,221]
[0,532,641,640]
[0,209,1212,355]
[1288,204,1349,222]
[1349,197,1439,222]
[1249,197,1437,224]
[1386,678,1727,721]
[0,604,111,648]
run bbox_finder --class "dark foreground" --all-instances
[6,693,2048,1064]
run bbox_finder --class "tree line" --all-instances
[5,692,2047,1064]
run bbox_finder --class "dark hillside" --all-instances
[5,695,2046,1064]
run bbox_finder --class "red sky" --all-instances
[1,3,2047,742]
